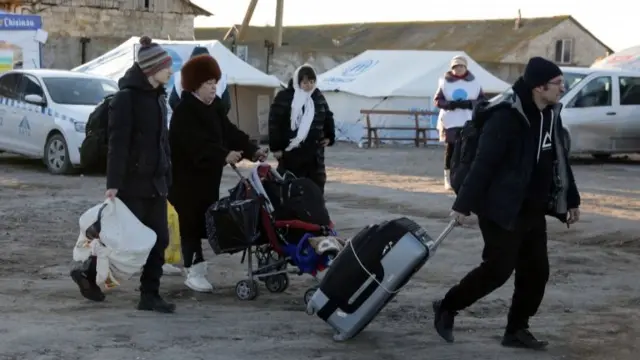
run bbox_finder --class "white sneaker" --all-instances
[444,170,452,190]
[184,262,213,293]
[162,263,184,276]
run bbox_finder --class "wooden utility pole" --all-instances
[274,0,284,47]
[237,0,259,42]
[236,0,284,47]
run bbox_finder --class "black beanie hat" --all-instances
[190,46,209,58]
[523,56,563,88]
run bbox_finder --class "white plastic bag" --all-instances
[73,198,157,289]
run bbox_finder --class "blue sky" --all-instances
[191,0,636,52]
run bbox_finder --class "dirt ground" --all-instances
[1,143,639,360]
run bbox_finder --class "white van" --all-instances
[559,67,640,158]
[0,69,118,174]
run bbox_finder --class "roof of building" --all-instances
[181,0,212,16]
[195,16,613,62]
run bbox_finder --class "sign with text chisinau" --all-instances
[0,13,42,31]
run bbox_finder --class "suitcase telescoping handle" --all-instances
[425,219,459,255]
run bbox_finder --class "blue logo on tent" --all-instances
[341,59,379,77]
[165,48,184,90]
[452,88,468,100]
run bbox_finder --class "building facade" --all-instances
[2,0,210,69]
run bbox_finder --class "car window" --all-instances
[18,74,45,101]
[41,77,118,105]
[102,82,118,93]
[570,76,612,108]
[0,73,22,100]
[562,71,587,92]
[619,76,640,105]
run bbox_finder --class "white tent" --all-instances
[591,45,640,71]
[317,50,510,143]
[72,37,281,141]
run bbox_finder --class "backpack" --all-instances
[80,94,114,172]
[449,100,509,194]
[264,176,331,226]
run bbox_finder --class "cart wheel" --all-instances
[303,287,318,305]
[235,279,259,300]
[265,274,289,293]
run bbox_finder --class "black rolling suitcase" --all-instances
[305,217,457,341]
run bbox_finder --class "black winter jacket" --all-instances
[106,63,171,198]
[452,78,580,230]
[268,81,335,170]
[169,85,231,115]
[167,92,258,239]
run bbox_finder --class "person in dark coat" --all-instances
[432,57,581,349]
[268,64,335,193]
[168,46,232,115]
[103,36,175,313]
[168,54,267,292]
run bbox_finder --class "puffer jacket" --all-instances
[106,63,171,198]
[268,78,335,171]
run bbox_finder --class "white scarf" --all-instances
[286,65,316,151]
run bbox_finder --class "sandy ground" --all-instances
[1,143,640,360]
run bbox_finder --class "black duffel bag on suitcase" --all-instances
[305,217,457,341]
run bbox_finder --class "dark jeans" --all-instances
[444,127,461,170]
[118,195,169,295]
[444,143,455,170]
[182,237,204,268]
[441,212,550,331]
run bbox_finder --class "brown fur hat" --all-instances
[180,54,222,92]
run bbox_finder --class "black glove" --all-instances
[460,100,474,110]
[449,100,463,110]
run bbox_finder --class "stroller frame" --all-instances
[228,163,337,302]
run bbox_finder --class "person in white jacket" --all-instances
[434,56,485,190]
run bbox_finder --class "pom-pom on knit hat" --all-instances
[136,36,173,77]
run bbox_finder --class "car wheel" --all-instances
[45,133,73,175]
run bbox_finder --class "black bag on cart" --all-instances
[206,180,263,254]
[304,217,456,341]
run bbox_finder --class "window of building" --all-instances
[554,39,573,64]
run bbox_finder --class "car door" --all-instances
[616,75,640,152]
[563,75,616,152]
[0,73,24,152]
[16,73,50,156]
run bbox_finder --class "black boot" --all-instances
[502,329,548,350]
[433,300,457,343]
[70,257,105,302]
[137,293,176,313]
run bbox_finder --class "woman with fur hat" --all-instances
[168,54,268,292]
[268,64,336,193]
[434,55,485,190]
[168,46,231,115]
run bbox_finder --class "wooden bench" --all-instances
[360,109,439,148]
